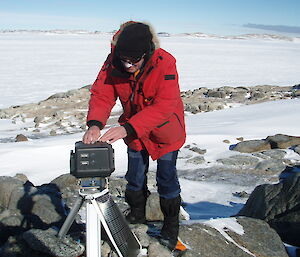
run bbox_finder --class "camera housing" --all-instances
[70,141,115,178]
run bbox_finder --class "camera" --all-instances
[70,141,115,178]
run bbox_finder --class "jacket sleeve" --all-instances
[128,60,182,138]
[86,57,117,128]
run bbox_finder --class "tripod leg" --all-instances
[86,200,101,257]
[58,196,84,238]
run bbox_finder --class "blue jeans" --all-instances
[125,148,181,199]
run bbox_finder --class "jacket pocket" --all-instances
[149,113,184,144]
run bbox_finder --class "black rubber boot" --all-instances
[125,189,147,224]
[159,195,181,250]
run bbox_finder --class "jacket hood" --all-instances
[111,21,160,52]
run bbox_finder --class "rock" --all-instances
[231,140,271,153]
[294,145,300,155]
[51,174,78,192]
[146,193,164,221]
[186,156,205,165]
[250,91,266,100]
[259,149,286,159]
[33,116,44,124]
[217,155,259,167]
[178,217,288,257]
[23,228,85,257]
[50,129,57,136]
[189,146,207,155]
[237,173,300,246]
[207,89,226,98]
[15,134,28,142]
[254,159,286,174]
[148,241,172,257]
[131,224,152,248]
[0,176,25,209]
[236,137,244,142]
[13,173,29,183]
[223,139,230,144]
[233,191,250,198]
[0,235,48,257]
[266,134,300,149]
[228,217,288,257]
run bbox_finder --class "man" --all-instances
[83,21,186,250]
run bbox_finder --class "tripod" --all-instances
[58,178,141,257]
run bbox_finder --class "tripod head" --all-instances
[78,177,109,195]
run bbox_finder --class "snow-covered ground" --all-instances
[0,32,299,108]
[0,32,299,255]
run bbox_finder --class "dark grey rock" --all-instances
[233,191,250,198]
[266,134,300,149]
[237,173,300,246]
[231,140,271,153]
[0,235,49,257]
[23,228,84,257]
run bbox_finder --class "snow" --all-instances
[0,32,299,255]
[0,32,300,108]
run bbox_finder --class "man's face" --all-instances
[120,54,145,73]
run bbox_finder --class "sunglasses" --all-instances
[119,53,145,68]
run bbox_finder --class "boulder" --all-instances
[237,173,300,246]
[15,134,28,142]
[231,140,271,153]
[0,176,25,209]
[266,134,300,149]
[23,228,84,257]
[254,159,286,174]
[178,217,288,257]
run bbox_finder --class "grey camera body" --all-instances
[70,141,115,178]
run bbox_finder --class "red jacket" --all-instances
[87,34,186,160]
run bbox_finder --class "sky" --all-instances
[1,0,300,35]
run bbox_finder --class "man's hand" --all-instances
[82,126,101,144]
[99,126,127,144]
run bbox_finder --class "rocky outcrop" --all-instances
[179,217,288,257]
[237,173,300,247]
[231,134,300,153]
[179,139,300,186]
[0,173,291,257]
[0,85,299,142]
[181,84,299,114]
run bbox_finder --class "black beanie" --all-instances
[116,23,152,59]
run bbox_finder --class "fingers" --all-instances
[100,126,127,144]
[82,126,101,144]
